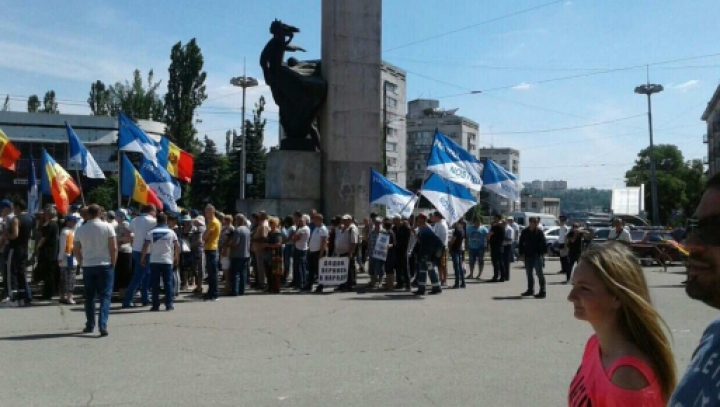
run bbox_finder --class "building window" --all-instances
[385,82,398,94]
[500,160,507,165]
[387,171,398,181]
[387,157,397,167]
[531,202,537,209]
[385,96,398,109]
[386,127,397,137]
[386,142,397,152]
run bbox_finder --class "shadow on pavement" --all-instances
[345,294,424,301]
[0,331,91,341]
[651,284,685,289]
[548,282,569,286]
[492,296,524,301]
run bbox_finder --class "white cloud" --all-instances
[511,82,533,91]
[564,1,574,5]
[673,80,700,92]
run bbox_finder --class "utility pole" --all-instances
[230,60,259,201]
[634,76,663,226]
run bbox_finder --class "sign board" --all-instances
[13,178,28,185]
[611,185,644,216]
[318,257,348,286]
[372,233,390,261]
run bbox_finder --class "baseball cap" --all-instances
[507,216,514,220]
[373,217,382,223]
[65,215,79,222]
[194,216,205,226]
[341,214,352,220]
[181,214,192,223]
[0,199,12,209]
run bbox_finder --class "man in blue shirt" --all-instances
[466,217,488,279]
[140,213,179,311]
[413,213,443,296]
[670,172,720,406]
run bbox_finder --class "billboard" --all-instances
[611,185,644,216]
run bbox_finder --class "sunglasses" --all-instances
[688,215,720,246]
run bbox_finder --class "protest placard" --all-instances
[318,257,349,286]
[372,233,390,261]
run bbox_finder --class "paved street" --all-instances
[0,260,713,407]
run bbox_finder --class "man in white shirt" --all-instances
[305,213,328,292]
[123,204,157,308]
[140,213,179,311]
[431,212,449,285]
[507,217,520,261]
[608,218,632,243]
[335,215,359,291]
[74,204,117,337]
[292,215,311,290]
[502,218,514,281]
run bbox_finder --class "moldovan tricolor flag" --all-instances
[157,137,194,182]
[41,149,81,215]
[120,154,163,209]
[0,128,21,171]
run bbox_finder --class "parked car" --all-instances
[544,226,561,256]
[590,227,612,246]
[629,229,685,267]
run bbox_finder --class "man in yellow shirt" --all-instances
[202,204,221,301]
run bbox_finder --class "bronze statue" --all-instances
[260,20,327,151]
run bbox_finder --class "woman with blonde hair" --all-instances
[567,242,676,406]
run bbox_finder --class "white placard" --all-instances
[318,257,348,286]
[372,233,390,261]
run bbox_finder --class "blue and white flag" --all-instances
[369,168,418,218]
[482,158,523,203]
[28,153,39,214]
[426,130,483,191]
[421,173,477,225]
[66,122,105,179]
[138,156,180,212]
[118,112,159,164]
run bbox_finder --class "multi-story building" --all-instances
[520,196,561,218]
[478,147,521,214]
[406,99,479,189]
[702,83,720,177]
[381,61,407,187]
[0,111,165,197]
[543,180,568,191]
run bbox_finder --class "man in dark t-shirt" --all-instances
[449,222,465,288]
[38,206,60,300]
[488,215,506,282]
[7,199,33,305]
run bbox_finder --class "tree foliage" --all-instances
[190,136,224,209]
[41,90,59,114]
[27,95,41,113]
[164,38,207,155]
[244,96,267,199]
[88,80,113,115]
[625,144,705,225]
[85,176,118,210]
[109,69,165,121]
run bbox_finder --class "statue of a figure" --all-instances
[260,20,327,151]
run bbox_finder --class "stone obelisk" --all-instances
[319,0,382,219]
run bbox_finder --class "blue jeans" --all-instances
[123,252,150,306]
[369,257,385,280]
[524,255,545,292]
[230,257,249,296]
[468,247,485,276]
[84,265,114,330]
[205,250,218,299]
[451,251,464,286]
[293,249,307,288]
[150,263,174,309]
[416,258,441,293]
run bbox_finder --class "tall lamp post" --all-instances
[230,72,259,201]
[634,83,663,226]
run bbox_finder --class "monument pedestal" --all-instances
[236,150,322,216]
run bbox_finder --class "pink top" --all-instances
[568,335,664,407]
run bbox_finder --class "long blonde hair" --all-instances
[580,242,677,401]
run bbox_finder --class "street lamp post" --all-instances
[634,83,663,226]
[230,69,259,201]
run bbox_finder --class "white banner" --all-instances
[318,257,349,286]
[372,233,390,261]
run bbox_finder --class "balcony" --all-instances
[704,134,709,144]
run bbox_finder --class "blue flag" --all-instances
[66,122,105,179]
[118,112,159,164]
[481,158,523,203]
[138,155,180,212]
[426,130,483,191]
[369,168,418,218]
[421,173,477,225]
[28,154,39,214]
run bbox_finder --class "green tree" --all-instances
[1,95,9,111]
[244,97,267,199]
[88,80,113,115]
[190,136,224,209]
[109,69,165,121]
[27,95,41,112]
[222,129,241,212]
[625,144,704,225]
[41,90,59,114]
[164,38,207,154]
[85,176,118,210]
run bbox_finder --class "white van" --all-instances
[509,212,560,229]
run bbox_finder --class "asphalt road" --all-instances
[0,260,713,407]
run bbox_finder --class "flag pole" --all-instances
[117,150,121,210]
[75,169,86,206]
